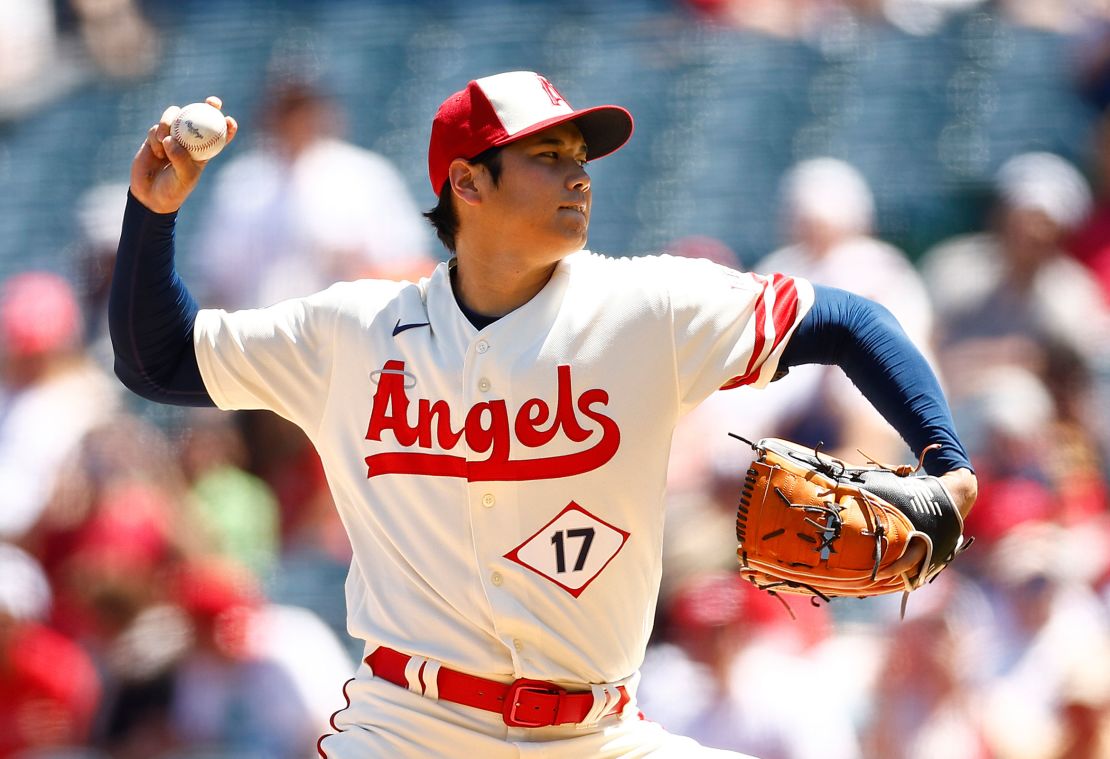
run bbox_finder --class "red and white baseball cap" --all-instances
[428,71,634,193]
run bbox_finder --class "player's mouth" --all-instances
[559,202,587,216]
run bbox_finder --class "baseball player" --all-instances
[109,73,977,758]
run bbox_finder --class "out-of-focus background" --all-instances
[3,0,1110,757]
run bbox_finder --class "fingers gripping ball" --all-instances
[172,102,228,161]
[732,436,971,614]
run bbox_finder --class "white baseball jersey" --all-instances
[193,251,813,688]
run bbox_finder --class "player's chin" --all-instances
[554,215,589,248]
[559,230,588,254]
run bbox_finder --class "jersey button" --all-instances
[476,340,490,354]
[491,571,503,586]
[482,493,495,508]
[478,378,491,392]
[513,638,524,653]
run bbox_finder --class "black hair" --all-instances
[424,146,504,253]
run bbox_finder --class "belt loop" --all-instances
[581,683,615,726]
[404,655,428,695]
[422,660,442,700]
[616,670,640,717]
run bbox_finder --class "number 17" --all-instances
[550,528,595,573]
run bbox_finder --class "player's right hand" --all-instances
[129,95,238,214]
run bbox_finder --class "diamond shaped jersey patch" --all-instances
[504,502,630,598]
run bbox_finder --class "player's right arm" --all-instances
[108,99,236,406]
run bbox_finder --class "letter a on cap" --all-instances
[538,75,566,107]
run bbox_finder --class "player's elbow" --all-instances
[112,354,159,401]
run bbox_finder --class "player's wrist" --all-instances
[938,468,977,519]
[127,189,181,218]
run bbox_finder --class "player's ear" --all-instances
[448,159,482,207]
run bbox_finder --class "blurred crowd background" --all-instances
[4,0,1110,757]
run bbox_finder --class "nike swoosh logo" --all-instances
[392,319,430,337]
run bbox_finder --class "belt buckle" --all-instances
[502,678,567,728]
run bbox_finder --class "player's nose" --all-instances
[567,164,590,193]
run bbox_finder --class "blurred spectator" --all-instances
[236,411,347,560]
[35,478,189,759]
[680,0,817,38]
[96,599,190,759]
[881,0,988,36]
[180,409,280,578]
[25,414,197,576]
[922,152,1107,381]
[71,182,129,368]
[861,608,990,759]
[1038,340,1110,526]
[0,0,56,98]
[1068,108,1110,301]
[658,452,745,608]
[196,78,435,310]
[680,0,993,39]
[70,0,158,80]
[1,0,157,120]
[998,0,1093,33]
[0,272,119,541]
[0,543,101,758]
[952,350,1108,573]
[923,152,1110,529]
[954,365,1058,548]
[21,417,203,759]
[166,558,353,759]
[978,523,1110,759]
[47,481,178,643]
[231,410,353,652]
[1074,7,1110,111]
[1050,643,1110,759]
[19,414,203,757]
[639,571,860,759]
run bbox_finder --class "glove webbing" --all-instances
[737,466,840,617]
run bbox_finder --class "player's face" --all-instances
[482,122,592,261]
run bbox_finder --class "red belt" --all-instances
[366,646,630,728]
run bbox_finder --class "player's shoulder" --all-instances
[563,250,750,289]
[561,251,778,315]
[316,276,413,298]
[303,273,429,318]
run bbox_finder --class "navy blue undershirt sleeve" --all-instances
[108,192,215,407]
[778,284,972,476]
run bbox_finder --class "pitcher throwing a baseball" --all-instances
[110,76,976,757]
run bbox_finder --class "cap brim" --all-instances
[491,104,634,162]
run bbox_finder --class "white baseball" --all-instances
[171,102,228,161]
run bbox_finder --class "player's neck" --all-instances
[450,248,560,318]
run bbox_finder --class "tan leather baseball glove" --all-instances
[733,436,970,613]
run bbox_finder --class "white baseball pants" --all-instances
[316,658,757,759]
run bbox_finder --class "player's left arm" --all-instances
[777,285,978,541]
